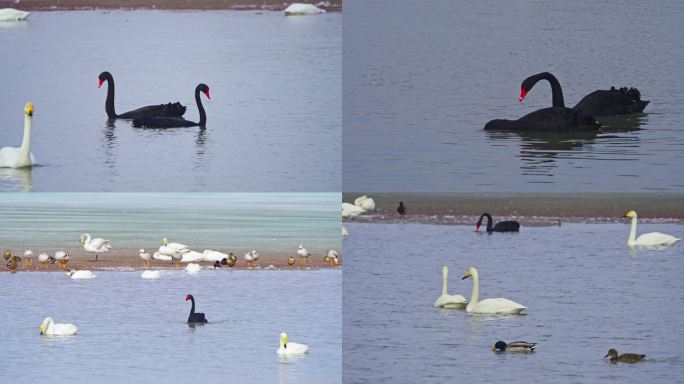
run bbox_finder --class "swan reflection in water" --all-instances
[0,167,33,191]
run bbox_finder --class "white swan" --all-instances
[434,266,467,309]
[40,317,77,336]
[141,270,160,279]
[342,203,365,218]
[462,267,526,314]
[625,210,680,247]
[0,8,30,21]
[185,263,201,274]
[202,250,227,262]
[354,195,376,211]
[161,238,189,254]
[80,233,111,261]
[139,249,151,268]
[277,332,309,355]
[152,251,172,262]
[180,250,204,263]
[66,270,95,279]
[283,3,325,16]
[0,103,35,168]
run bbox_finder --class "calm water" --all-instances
[0,193,340,252]
[1,269,341,384]
[343,222,684,383]
[0,10,340,192]
[343,0,684,192]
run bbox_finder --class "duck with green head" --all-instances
[492,341,536,352]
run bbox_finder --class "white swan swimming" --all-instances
[0,8,30,22]
[434,266,467,309]
[152,251,172,262]
[277,332,309,355]
[202,250,227,262]
[0,103,36,168]
[462,267,526,314]
[342,203,366,218]
[40,317,77,336]
[66,270,95,279]
[625,210,680,247]
[283,3,325,16]
[80,233,111,261]
[354,195,376,211]
[141,270,160,279]
[139,249,151,268]
[185,263,201,274]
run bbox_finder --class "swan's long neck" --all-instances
[189,297,196,315]
[19,113,32,164]
[466,270,480,312]
[628,214,637,246]
[484,214,493,232]
[104,75,117,119]
[441,268,448,295]
[84,233,91,245]
[527,72,565,108]
[196,88,206,126]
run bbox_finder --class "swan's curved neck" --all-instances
[526,72,565,108]
[483,214,493,231]
[84,233,91,244]
[442,268,448,295]
[195,88,206,126]
[189,297,196,315]
[104,74,117,119]
[19,114,32,164]
[628,215,637,245]
[466,270,480,312]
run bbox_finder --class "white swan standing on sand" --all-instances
[80,233,111,261]
[461,267,527,314]
[342,203,365,218]
[283,3,325,16]
[434,266,467,309]
[40,317,77,336]
[66,270,96,279]
[185,263,201,274]
[141,270,160,279]
[354,195,376,211]
[0,103,36,168]
[625,210,680,247]
[277,332,309,355]
[0,8,30,22]
[139,249,151,268]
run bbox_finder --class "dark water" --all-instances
[0,10,340,192]
[343,222,684,383]
[343,0,684,192]
[1,269,341,383]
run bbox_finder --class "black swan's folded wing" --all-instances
[118,102,187,119]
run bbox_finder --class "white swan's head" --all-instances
[139,249,145,254]
[443,265,449,275]
[462,267,477,280]
[162,238,169,246]
[79,233,88,244]
[298,245,304,250]
[40,317,53,334]
[625,210,637,219]
[280,332,288,348]
[25,103,33,117]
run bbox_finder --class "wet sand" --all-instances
[343,193,684,225]
[0,0,341,11]
[2,247,341,272]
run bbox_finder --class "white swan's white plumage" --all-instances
[152,251,172,261]
[161,238,189,254]
[202,250,227,262]
[283,3,325,16]
[277,332,309,355]
[80,233,111,261]
[462,267,526,315]
[625,210,680,247]
[0,8,30,21]
[180,250,204,263]
[434,266,467,309]
[342,226,348,237]
[141,270,161,279]
[0,103,36,168]
[342,203,365,218]
[185,263,201,274]
[67,270,95,279]
[354,195,376,211]
[40,317,77,336]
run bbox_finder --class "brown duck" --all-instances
[604,348,646,364]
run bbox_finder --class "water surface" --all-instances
[343,222,684,383]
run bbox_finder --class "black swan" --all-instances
[98,71,186,119]
[132,84,210,128]
[185,294,208,324]
[476,213,520,232]
[573,86,649,116]
[397,202,406,216]
[485,72,600,132]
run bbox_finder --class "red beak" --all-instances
[185,295,189,301]
[98,79,104,88]
[204,90,211,100]
[475,224,481,231]
[519,87,527,103]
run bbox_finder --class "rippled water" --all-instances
[343,0,684,192]
[1,269,341,384]
[343,222,684,383]
[0,193,340,252]
[0,10,340,192]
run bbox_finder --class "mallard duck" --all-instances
[24,249,33,267]
[604,348,646,363]
[288,256,296,266]
[226,257,236,268]
[3,250,11,261]
[6,255,20,271]
[228,252,237,263]
[492,341,536,352]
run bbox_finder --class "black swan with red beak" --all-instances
[98,71,186,119]
[133,84,210,128]
[476,213,520,233]
[185,294,208,324]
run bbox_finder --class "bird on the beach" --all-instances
[342,202,366,219]
[397,202,406,217]
[159,238,189,256]
[54,251,69,269]
[288,256,296,266]
[492,341,536,352]
[354,195,376,211]
[38,252,53,269]
[604,348,646,364]
[297,245,310,264]
[171,250,183,268]
[6,255,20,271]
[185,294,208,324]
[80,233,111,261]
[326,249,339,266]
[213,260,221,269]
[23,249,33,267]
[277,332,309,355]
[244,250,258,268]
[152,251,172,262]
[139,249,151,269]
[3,250,11,261]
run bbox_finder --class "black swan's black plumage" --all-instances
[573,86,649,116]
[98,71,186,119]
[485,72,600,132]
[132,84,210,128]
[397,202,406,216]
[185,294,208,324]
[476,213,520,233]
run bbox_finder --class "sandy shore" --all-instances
[0,0,341,11]
[2,247,341,272]
[343,193,684,225]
